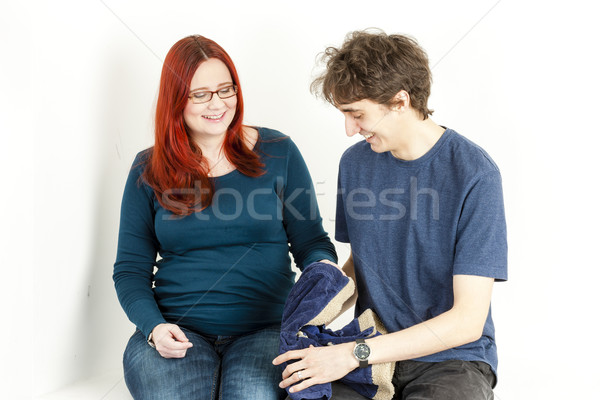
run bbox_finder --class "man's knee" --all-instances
[398,360,495,400]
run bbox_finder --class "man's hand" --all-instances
[273,343,358,394]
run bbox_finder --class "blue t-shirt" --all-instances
[335,128,507,374]
[114,127,337,338]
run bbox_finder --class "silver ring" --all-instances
[297,371,303,380]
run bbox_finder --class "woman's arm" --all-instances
[281,139,337,268]
[113,153,166,339]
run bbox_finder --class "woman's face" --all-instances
[183,58,238,144]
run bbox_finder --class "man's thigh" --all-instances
[393,360,495,400]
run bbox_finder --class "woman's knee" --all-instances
[123,330,221,399]
[220,327,285,399]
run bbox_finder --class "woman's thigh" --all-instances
[123,329,220,400]
[220,325,286,400]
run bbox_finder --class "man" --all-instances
[274,30,507,399]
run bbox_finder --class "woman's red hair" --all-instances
[143,35,264,215]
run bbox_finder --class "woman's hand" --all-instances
[150,323,193,358]
[273,343,358,394]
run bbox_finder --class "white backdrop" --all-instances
[2,0,599,398]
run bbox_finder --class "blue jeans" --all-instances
[123,326,286,400]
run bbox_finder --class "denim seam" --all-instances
[212,362,220,400]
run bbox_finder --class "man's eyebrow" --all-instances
[338,106,360,113]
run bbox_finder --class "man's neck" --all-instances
[390,117,445,161]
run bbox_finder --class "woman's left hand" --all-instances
[272,343,358,393]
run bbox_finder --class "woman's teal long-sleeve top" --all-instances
[113,128,337,339]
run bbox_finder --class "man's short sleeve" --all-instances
[453,170,508,281]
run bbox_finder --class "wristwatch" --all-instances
[353,338,371,368]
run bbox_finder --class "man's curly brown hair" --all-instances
[312,29,434,120]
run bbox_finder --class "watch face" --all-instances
[354,343,370,360]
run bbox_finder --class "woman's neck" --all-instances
[193,134,226,159]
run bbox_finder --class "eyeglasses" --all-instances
[188,85,238,104]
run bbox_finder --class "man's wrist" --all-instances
[341,342,360,369]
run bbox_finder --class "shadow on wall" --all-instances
[74,32,158,389]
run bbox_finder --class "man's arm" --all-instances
[365,274,494,363]
[273,273,494,393]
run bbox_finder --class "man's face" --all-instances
[337,99,399,154]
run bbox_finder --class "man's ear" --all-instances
[392,90,410,111]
